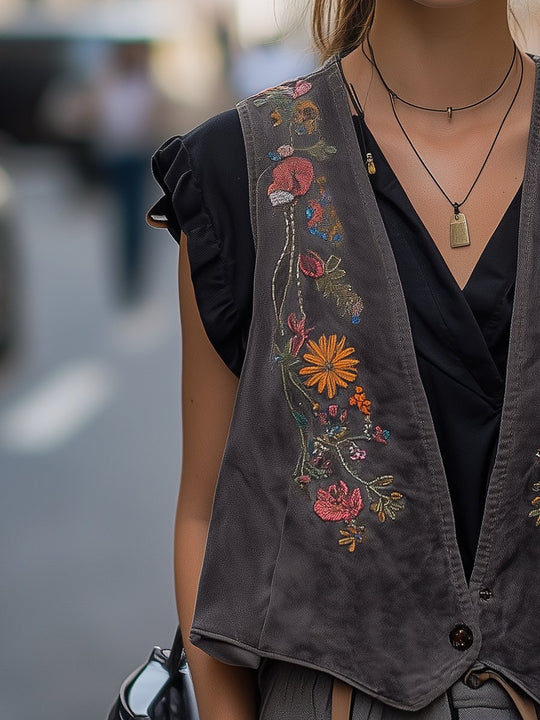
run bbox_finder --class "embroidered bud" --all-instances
[299,251,325,278]
[278,144,294,158]
[292,80,312,99]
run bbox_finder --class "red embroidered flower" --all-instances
[299,250,325,278]
[268,157,314,206]
[314,480,363,522]
[287,313,313,356]
[328,404,338,418]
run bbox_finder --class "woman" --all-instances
[148,1,540,718]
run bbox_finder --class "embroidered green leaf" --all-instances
[292,411,308,429]
[301,140,338,161]
[325,255,342,273]
[369,475,394,489]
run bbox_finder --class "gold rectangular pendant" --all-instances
[450,212,470,249]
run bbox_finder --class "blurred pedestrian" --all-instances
[93,42,157,305]
[148,1,540,718]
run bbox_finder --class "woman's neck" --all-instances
[367,0,515,109]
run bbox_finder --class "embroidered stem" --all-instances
[278,205,297,330]
[287,367,315,405]
[271,212,293,334]
[296,254,305,318]
[280,362,309,464]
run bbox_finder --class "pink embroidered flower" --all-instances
[268,157,314,206]
[292,80,312,98]
[297,475,311,487]
[372,425,390,444]
[328,404,338,418]
[299,251,325,279]
[287,313,314,356]
[278,144,294,158]
[314,480,363,522]
[349,445,367,461]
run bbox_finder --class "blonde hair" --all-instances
[312,0,375,61]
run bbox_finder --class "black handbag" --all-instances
[107,628,199,720]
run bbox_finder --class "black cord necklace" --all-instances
[387,50,524,248]
[366,36,518,120]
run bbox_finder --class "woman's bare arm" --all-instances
[175,232,257,720]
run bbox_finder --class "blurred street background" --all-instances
[0,1,539,719]
[0,1,314,719]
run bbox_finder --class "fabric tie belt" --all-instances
[331,669,539,720]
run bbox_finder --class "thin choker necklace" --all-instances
[365,36,517,120]
[387,49,524,248]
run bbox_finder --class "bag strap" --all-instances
[467,670,538,720]
[332,679,353,720]
[167,626,185,673]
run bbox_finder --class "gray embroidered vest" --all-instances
[190,56,540,710]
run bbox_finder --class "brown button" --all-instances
[479,588,493,601]
[449,624,473,651]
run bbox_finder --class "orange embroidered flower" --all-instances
[349,386,371,415]
[338,522,366,552]
[299,334,359,399]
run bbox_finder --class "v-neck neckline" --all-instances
[326,51,540,590]
[353,112,522,398]
[355,113,523,297]
[342,56,533,295]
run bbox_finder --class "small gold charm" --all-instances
[366,152,376,176]
[450,211,470,248]
[447,106,453,120]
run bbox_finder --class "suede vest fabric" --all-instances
[190,56,540,711]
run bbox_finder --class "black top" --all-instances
[149,108,521,581]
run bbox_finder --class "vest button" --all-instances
[479,588,493,600]
[449,625,473,651]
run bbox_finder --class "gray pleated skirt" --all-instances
[258,660,537,720]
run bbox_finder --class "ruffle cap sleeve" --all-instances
[147,111,255,377]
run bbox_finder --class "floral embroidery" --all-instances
[268,156,315,207]
[299,251,325,279]
[349,386,371,415]
[306,177,344,245]
[299,253,364,324]
[314,480,363,522]
[299,334,359,399]
[339,521,366,552]
[288,313,313,356]
[293,99,320,136]
[254,76,406,551]
[528,450,540,526]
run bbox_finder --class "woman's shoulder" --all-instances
[150,108,245,208]
[148,108,249,240]
[148,108,254,378]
